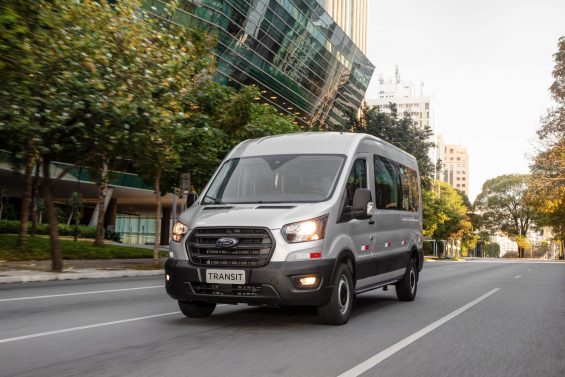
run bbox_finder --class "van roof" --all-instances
[227,132,416,162]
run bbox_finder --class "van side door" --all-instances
[338,155,375,289]
[371,155,405,282]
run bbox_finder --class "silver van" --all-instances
[166,132,423,325]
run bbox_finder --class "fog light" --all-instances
[165,273,171,283]
[293,275,319,289]
[299,276,317,286]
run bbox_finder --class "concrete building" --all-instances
[441,143,470,196]
[366,71,435,132]
[366,69,437,176]
[492,235,518,257]
[322,0,368,54]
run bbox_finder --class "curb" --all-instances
[0,269,164,284]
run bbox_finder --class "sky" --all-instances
[364,0,565,201]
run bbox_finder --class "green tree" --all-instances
[529,36,565,257]
[474,175,535,258]
[349,103,436,189]
[0,0,43,248]
[172,84,299,191]
[424,181,470,257]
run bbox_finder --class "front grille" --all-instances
[186,227,274,267]
[191,283,263,296]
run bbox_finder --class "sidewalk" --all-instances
[0,258,166,284]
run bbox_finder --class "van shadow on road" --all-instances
[165,293,399,329]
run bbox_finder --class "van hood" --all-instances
[178,203,332,230]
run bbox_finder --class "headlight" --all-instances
[281,215,328,243]
[172,221,189,242]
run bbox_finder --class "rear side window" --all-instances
[374,154,420,212]
[399,165,419,212]
[373,156,400,210]
[345,159,367,207]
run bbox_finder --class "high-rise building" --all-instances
[146,0,374,128]
[441,143,470,196]
[322,0,368,54]
[365,70,435,132]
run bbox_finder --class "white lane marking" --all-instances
[0,304,230,344]
[337,288,500,377]
[0,312,180,344]
[515,275,522,279]
[0,286,162,302]
[528,269,532,272]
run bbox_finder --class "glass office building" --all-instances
[146,0,374,128]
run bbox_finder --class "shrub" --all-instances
[0,220,96,238]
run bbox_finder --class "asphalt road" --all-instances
[1,260,564,377]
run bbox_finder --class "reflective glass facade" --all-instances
[146,0,374,128]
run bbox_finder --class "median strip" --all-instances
[337,288,501,377]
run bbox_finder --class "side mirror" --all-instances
[352,188,373,219]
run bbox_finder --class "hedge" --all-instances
[0,220,97,239]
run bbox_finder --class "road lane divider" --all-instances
[0,286,163,302]
[0,304,230,344]
[515,275,522,279]
[0,312,180,344]
[337,288,501,377]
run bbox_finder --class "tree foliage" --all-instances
[529,36,565,252]
[0,0,299,270]
[349,103,436,189]
[424,182,469,238]
[474,174,535,258]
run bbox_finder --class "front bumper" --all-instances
[165,258,335,306]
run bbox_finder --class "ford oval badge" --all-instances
[216,237,239,248]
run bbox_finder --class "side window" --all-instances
[409,168,420,211]
[373,156,400,210]
[345,159,367,206]
[399,165,419,212]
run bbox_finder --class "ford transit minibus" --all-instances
[166,132,423,325]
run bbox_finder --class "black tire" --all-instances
[178,300,216,318]
[318,263,354,325]
[396,259,417,301]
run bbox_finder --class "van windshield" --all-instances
[202,154,345,204]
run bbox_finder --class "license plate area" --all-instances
[205,269,246,284]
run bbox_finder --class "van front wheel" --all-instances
[318,263,353,325]
[178,300,216,318]
[396,259,417,301]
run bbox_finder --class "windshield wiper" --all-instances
[202,195,225,205]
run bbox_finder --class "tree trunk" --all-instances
[17,142,35,248]
[31,162,40,236]
[153,170,162,267]
[518,246,524,258]
[42,159,63,272]
[94,159,109,246]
